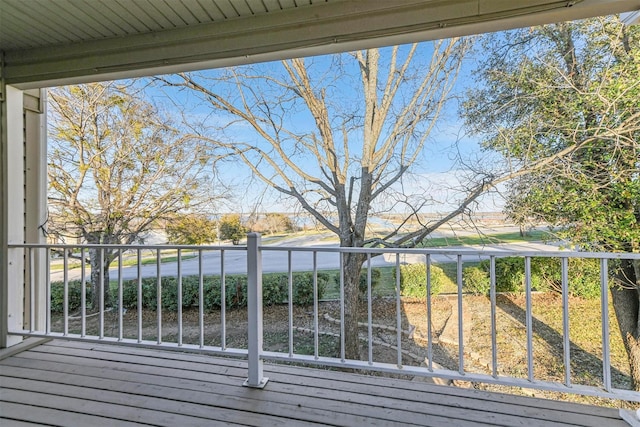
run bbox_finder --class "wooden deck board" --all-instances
[18,342,624,426]
[38,340,624,418]
[0,400,150,427]
[2,352,480,426]
[0,339,631,427]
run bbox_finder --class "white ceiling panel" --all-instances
[1,0,638,88]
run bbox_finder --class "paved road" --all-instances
[50,233,562,282]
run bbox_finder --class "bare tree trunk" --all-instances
[628,333,640,392]
[342,251,366,360]
[610,259,640,391]
[87,233,112,310]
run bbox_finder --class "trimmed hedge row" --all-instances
[463,257,602,298]
[50,271,328,313]
[50,281,92,313]
[393,263,445,297]
[49,257,603,313]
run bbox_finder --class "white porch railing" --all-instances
[7,234,640,402]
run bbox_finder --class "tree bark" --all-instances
[87,233,112,310]
[610,259,640,391]
[342,251,366,360]
[628,332,640,392]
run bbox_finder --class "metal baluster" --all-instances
[63,249,68,336]
[137,249,142,343]
[561,257,571,388]
[157,248,162,344]
[99,248,104,339]
[118,251,123,341]
[457,254,464,375]
[28,248,34,332]
[221,250,226,350]
[396,253,402,368]
[80,248,86,337]
[525,256,533,382]
[288,250,293,358]
[426,255,433,372]
[340,252,345,362]
[46,248,51,334]
[490,256,497,378]
[367,254,373,365]
[199,249,204,349]
[177,248,182,346]
[313,251,319,360]
[600,258,611,392]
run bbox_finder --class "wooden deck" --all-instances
[0,339,630,427]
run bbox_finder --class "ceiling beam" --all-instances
[4,0,639,88]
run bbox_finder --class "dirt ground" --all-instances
[55,293,635,409]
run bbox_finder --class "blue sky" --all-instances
[145,38,506,216]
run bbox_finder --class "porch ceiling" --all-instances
[1,0,639,88]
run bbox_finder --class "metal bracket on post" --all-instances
[243,233,268,388]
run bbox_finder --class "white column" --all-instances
[244,232,268,388]
[24,89,47,332]
[1,84,26,347]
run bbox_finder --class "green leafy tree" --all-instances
[48,82,215,308]
[166,213,218,245]
[462,16,640,389]
[219,214,247,245]
[260,213,297,235]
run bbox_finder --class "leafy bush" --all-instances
[118,270,327,312]
[122,276,208,311]
[202,277,223,310]
[290,272,328,305]
[161,277,201,311]
[225,276,248,308]
[121,278,158,309]
[393,263,444,298]
[565,259,602,299]
[530,257,601,299]
[219,214,247,245]
[50,280,92,312]
[359,268,382,296]
[463,266,491,295]
[261,274,287,306]
[494,257,526,292]
[477,256,602,298]
[165,213,217,245]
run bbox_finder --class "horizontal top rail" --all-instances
[260,244,640,260]
[9,243,246,251]
[10,241,640,260]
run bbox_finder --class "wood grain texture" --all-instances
[0,339,630,427]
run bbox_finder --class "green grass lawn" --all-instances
[50,250,197,271]
[418,229,555,247]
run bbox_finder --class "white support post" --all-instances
[244,233,268,388]
[24,89,47,333]
[1,84,26,348]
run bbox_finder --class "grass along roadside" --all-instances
[418,229,556,247]
[49,249,198,271]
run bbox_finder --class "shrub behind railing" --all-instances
[50,271,328,313]
[50,280,92,312]
[393,263,445,297]
[463,257,602,298]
